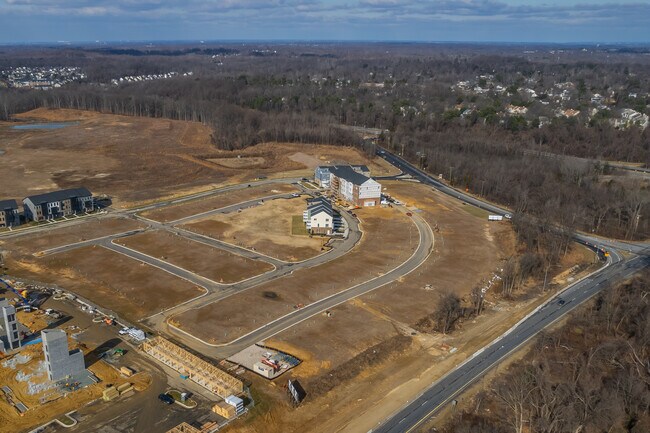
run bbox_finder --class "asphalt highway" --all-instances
[376,252,648,433]
[374,147,650,433]
[377,148,649,256]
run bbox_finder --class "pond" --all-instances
[11,121,79,130]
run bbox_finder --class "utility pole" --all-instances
[449,166,454,184]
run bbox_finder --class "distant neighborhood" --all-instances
[451,74,649,130]
[0,66,86,90]
[110,71,193,86]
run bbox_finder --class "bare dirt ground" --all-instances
[8,246,204,322]
[115,230,274,283]
[139,183,299,223]
[0,337,148,433]
[0,109,392,207]
[0,217,145,256]
[172,206,416,344]
[225,183,598,433]
[182,197,326,262]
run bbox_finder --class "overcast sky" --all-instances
[0,0,649,44]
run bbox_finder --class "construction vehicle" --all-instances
[0,277,32,308]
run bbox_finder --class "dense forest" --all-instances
[438,269,650,433]
[0,43,648,239]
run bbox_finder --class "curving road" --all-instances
[158,207,434,359]
[374,147,650,433]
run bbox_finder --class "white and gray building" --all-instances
[0,298,21,353]
[303,197,338,235]
[42,329,85,381]
[23,188,93,222]
[0,199,20,228]
[316,165,381,207]
[314,165,370,189]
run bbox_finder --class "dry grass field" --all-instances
[173,206,416,344]
[139,183,299,223]
[182,197,326,262]
[0,108,392,207]
[9,246,204,321]
[115,230,274,283]
[260,182,513,378]
[234,182,599,433]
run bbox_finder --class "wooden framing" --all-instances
[141,336,243,397]
[166,422,201,433]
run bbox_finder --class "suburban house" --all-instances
[325,165,382,207]
[0,199,20,228]
[23,188,94,222]
[314,164,370,188]
[303,197,336,235]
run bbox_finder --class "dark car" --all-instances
[558,298,566,306]
[158,393,174,404]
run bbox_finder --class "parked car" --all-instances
[158,393,174,404]
[118,327,130,335]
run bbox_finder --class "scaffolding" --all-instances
[141,336,243,398]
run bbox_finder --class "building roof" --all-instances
[307,197,333,217]
[24,188,92,206]
[0,199,18,211]
[351,164,369,172]
[329,165,372,185]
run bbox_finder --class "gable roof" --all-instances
[24,188,92,206]
[329,165,371,185]
[0,199,18,211]
[307,196,333,217]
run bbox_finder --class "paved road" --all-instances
[156,207,434,359]
[377,148,649,256]
[374,147,650,432]
[0,177,301,241]
[376,251,648,433]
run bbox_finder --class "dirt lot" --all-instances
[182,197,326,262]
[0,217,145,256]
[172,206,416,344]
[256,182,512,378]
[226,182,599,433]
[8,246,204,322]
[115,231,274,283]
[139,183,299,223]
[0,108,392,207]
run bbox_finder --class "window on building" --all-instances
[12,331,18,340]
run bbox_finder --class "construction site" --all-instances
[140,336,243,399]
[0,109,603,433]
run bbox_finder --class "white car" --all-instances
[118,327,130,335]
[291,193,300,197]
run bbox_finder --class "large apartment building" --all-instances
[315,165,381,207]
[0,199,20,228]
[23,188,93,222]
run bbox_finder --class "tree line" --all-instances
[438,270,650,433]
